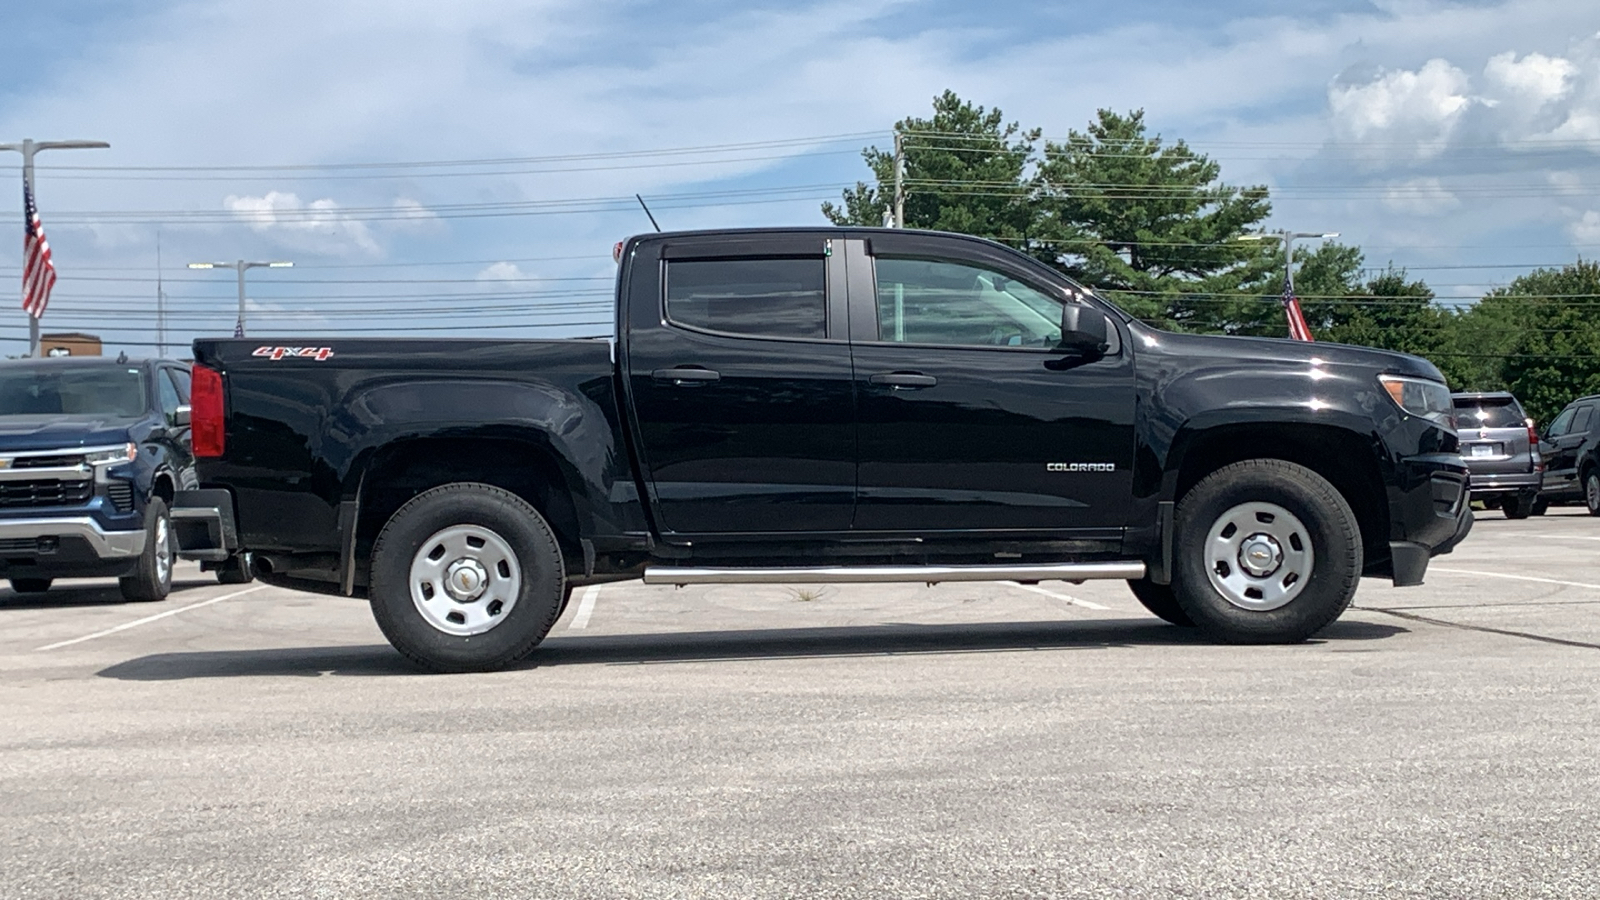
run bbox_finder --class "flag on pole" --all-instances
[233,316,245,338]
[1282,276,1314,342]
[22,182,57,320]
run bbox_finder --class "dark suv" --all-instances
[1538,395,1600,515]
[1451,392,1542,518]
[0,357,249,601]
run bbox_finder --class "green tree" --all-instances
[1033,109,1279,330]
[822,90,1040,243]
[1486,260,1600,424]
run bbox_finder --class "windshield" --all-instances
[1452,398,1526,429]
[0,366,147,418]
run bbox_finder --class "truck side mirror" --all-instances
[173,405,191,428]
[1058,304,1109,357]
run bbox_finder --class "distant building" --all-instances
[41,333,103,357]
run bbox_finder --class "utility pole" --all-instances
[187,259,293,337]
[892,131,905,229]
[155,232,166,357]
[0,138,111,356]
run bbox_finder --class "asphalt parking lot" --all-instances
[3,510,1598,899]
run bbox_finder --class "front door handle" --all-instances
[652,367,721,385]
[869,372,937,389]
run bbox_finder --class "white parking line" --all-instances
[35,585,268,652]
[1430,567,1600,591]
[1005,581,1111,610]
[568,584,601,630]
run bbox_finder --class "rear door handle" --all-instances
[652,367,721,385]
[869,372,937,389]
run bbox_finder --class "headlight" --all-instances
[1378,375,1454,429]
[83,443,137,465]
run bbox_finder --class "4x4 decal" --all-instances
[253,346,334,361]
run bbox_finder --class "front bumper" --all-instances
[0,516,146,559]
[1384,451,1472,586]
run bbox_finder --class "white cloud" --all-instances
[476,261,528,281]
[386,198,443,233]
[1328,59,1474,158]
[1571,210,1600,245]
[223,191,380,257]
[1483,50,1577,105]
[1382,177,1461,215]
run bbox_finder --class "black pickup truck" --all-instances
[182,228,1472,672]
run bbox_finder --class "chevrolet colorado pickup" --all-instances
[181,228,1472,672]
[0,356,248,601]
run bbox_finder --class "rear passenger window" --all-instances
[1574,406,1595,434]
[665,258,826,339]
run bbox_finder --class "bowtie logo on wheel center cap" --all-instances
[1238,534,1285,578]
[443,558,489,602]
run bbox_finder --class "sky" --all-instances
[1,0,1598,356]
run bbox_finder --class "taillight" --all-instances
[191,363,225,458]
[1528,419,1544,472]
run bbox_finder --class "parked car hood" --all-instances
[0,416,137,452]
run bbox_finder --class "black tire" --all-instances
[1532,497,1549,516]
[369,482,566,673]
[1502,494,1533,520]
[1586,470,1600,517]
[9,578,52,594]
[1172,460,1361,644]
[119,498,173,602]
[215,553,254,584]
[1126,578,1196,627]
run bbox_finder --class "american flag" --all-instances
[234,316,244,338]
[22,182,57,320]
[1282,276,1313,342]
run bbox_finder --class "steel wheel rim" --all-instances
[409,524,521,636]
[1203,501,1314,612]
[154,516,172,585]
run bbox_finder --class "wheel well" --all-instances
[353,437,583,587]
[1174,424,1390,568]
[152,473,175,505]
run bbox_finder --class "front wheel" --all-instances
[369,482,566,673]
[1586,471,1600,516]
[119,498,173,602]
[1172,460,1361,644]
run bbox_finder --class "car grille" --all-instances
[0,537,39,554]
[10,454,86,469]
[106,480,135,513]
[0,478,94,509]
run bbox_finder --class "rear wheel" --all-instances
[1172,460,1361,644]
[1502,493,1534,520]
[119,498,173,602]
[8,578,51,594]
[369,482,566,673]
[1586,471,1600,516]
[1532,497,1549,516]
[1126,578,1195,627]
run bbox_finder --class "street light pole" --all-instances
[0,138,111,356]
[187,259,293,337]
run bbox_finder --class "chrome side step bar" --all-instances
[642,561,1145,586]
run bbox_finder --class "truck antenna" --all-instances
[636,194,662,232]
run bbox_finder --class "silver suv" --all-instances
[1452,392,1542,519]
